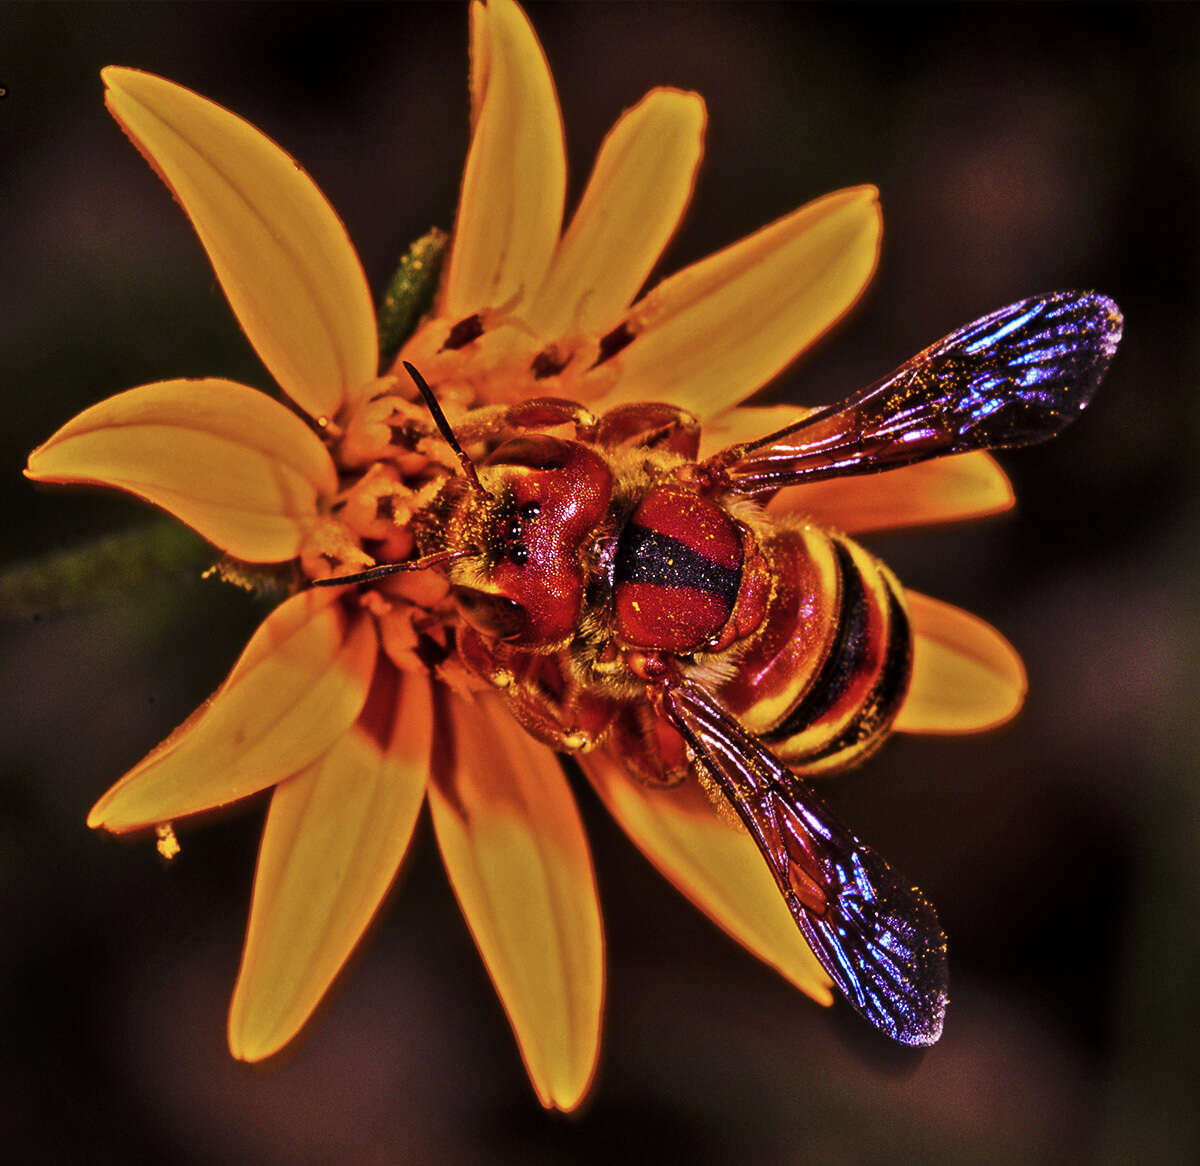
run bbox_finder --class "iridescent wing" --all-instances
[708,291,1122,495]
[661,679,948,1046]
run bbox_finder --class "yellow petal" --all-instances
[102,67,377,418]
[429,689,602,1111]
[229,665,432,1061]
[697,404,814,458]
[26,379,337,562]
[894,591,1027,733]
[579,751,832,1004]
[442,0,565,320]
[595,186,881,418]
[525,89,706,339]
[88,589,377,833]
[768,452,1015,533]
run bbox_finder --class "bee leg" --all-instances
[595,402,700,457]
[501,398,599,440]
[457,628,616,752]
[453,398,600,445]
[606,703,691,788]
[502,671,618,754]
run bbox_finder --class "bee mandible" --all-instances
[320,290,1123,1046]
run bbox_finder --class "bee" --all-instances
[321,290,1122,1046]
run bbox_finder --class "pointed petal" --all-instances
[768,452,1015,533]
[525,89,706,339]
[895,591,1027,734]
[442,0,566,320]
[102,67,377,418]
[229,665,432,1061]
[26,379,337,562]
[596,186,881,417]
[579,751,832,1004]
[88,589,377,833]
[429,690,602,1111]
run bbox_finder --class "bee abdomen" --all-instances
[718,527,912,775]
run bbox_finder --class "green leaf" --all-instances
[0,521,292,619]
[0,521,209,618]
[377,228,448,372]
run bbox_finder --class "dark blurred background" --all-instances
[2,3,1197,1162]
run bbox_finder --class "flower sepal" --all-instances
[376,228,449,371]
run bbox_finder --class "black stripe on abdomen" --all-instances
[615,525,741,603]
[765,540,866,743]
[800,570,912,763]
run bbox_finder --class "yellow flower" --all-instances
[25,0,1023,1110]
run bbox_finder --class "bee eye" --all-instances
[509,545,529,566]
[453,586,530,641]
[519,501,542,520]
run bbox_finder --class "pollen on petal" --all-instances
[155,822,181,860]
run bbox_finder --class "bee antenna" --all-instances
[313,548,471,588]
[402,360,490,498]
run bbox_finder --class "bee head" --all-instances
[445,435,614,648]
